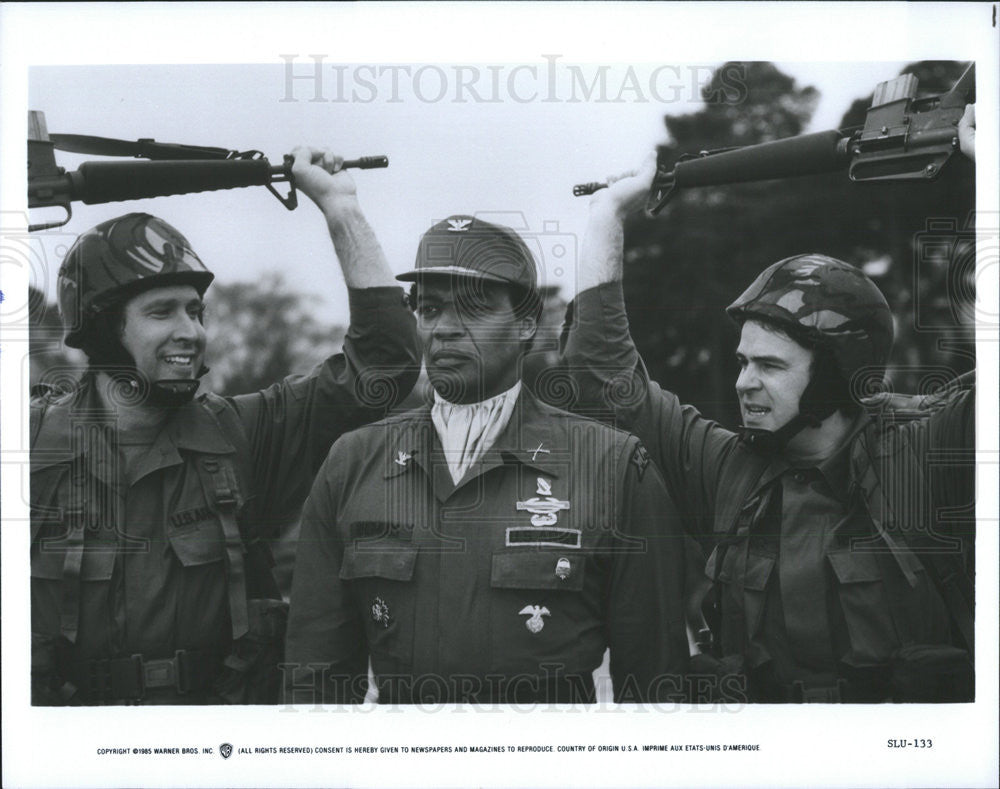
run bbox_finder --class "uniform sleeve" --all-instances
[563,281,739,537]
[606,436,689,703]
[283,439,369,704]
[230,286,419,519]
[894,375,976,530]
[909,377,976,558]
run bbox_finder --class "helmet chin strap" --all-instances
[148,370,206,407]
[738,411,822,455]
[105,367,208,408]
[87,333,208,408]
[738,365,838,455]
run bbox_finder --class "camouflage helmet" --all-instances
[726,254,894,380]
[58,213,214,349]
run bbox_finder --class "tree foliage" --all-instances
[204,273,345,397]
[28,285,83,391]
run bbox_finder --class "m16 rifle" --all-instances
[573,62,975,216]
[27,111,388,232]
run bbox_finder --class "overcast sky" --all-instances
[28,59,910,324]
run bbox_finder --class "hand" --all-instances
[289,146,358,208]
[589,151,658,220]
[958,104,975,162]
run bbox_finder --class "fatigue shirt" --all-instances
[30,287,420,696]
[562,282,975,696]
[285,389,688,704]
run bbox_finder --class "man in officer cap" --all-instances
[30,148,420,705]
[560,110,976,703]
[285,215,688,704]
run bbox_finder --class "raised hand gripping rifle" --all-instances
[27,111,388,232]
[574,62,974,216]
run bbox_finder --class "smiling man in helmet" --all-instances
[30,148,420,706]
[560,111,976,703]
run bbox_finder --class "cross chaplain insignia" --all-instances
[516,477,570,527]
[519,605,550,633]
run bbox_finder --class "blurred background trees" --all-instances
[201,273,345,396]
[30,60,975,434]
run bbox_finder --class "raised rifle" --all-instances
[27,111,388,232]
[573,62,975,216]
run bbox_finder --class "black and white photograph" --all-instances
[1,3,997,788]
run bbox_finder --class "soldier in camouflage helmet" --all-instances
[30,148,420,706]
[725,252,895,453]
[55,213,216,405]
[560,111,975,703]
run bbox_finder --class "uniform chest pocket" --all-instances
[167,519,227,567]
[827,549,897,666]
[491,551,586,592]
[31,469,110,580]
[340,543,418,672]
[741,550,775,643]
[706,543,774,656]
[706,543,742,605]
[489,550,595,675]
[31,507,117,582]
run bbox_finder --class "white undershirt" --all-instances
[431,381,522,484]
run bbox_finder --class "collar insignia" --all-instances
[394,450,412,467]
[531,442,550,461]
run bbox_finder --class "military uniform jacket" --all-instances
[31,287,419,703]
[563,282,975,699]
[285,388,689,704]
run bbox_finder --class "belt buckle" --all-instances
[140,652,187,694]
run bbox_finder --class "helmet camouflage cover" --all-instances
[726,253,894,381]
[58,213,214,349]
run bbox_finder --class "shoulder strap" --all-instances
[195,396,282,635]
[201,394,254,497]
[194,456,249,640]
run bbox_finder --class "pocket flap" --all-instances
[743,551,775,592]
[31,543,67,580]
[491,551,586,591]
[168,521,227,567]
[827,549,884,584]
[340,545,418,582]
[31,542,116,581]
[710,545,741,584]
